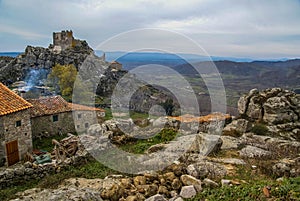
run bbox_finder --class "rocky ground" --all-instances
[5,88,300,200]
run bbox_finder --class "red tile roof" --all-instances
[27,96,104,117]
[0,82,33,116]
[69,103,105,112]
[168,113,231,123]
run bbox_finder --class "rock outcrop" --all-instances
[0,41,93,84]
[238,88,300,124]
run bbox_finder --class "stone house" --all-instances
[0,82,33,166]
[28,96,105,139]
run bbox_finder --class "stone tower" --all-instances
[52,30,74,52]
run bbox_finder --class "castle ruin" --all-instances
[53,30,74,50]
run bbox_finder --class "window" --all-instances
[85,123,89,128]
[53,115,58,122]
[16,120,21,127]
[77,114,82,119]
[77,125,80,129]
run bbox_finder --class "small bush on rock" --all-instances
[251,123,269,135]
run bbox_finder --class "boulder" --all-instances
[239,145,272,159]
[179,185,197,199]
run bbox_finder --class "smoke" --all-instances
[23,68,49,91]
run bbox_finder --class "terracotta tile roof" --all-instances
[27,95,104,117]
[0,82,33,116]
[168,113,231,123]
[69,103,105,112]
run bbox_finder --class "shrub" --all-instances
[251,123,268,135]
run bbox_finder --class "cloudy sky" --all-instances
[1,0,300,59]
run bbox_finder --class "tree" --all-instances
[48,64,95,103]
[48,64,78,101]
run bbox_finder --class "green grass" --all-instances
[187,176,300,201]
[119,129,177,154]
[187,164,300,201]
[0,159,116,201]
[104,108,113,120]
[129,111,149,121]
[32,133,71,152]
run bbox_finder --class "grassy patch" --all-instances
[32,133,70,152]
[0,159,116,201]
[119,129,177,154]
[129,111,149,120]
[187,176,300,201]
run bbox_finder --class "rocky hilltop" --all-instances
[0,40,93,84]
[0,31,177,113]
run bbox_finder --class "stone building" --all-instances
[0,82,33,166]
[28,96,105,139]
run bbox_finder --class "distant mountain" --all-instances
[94,51,295,70]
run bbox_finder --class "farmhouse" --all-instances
[0,82,33,166]
[28,96,105,139]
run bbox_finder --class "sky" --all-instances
[1,0,300,59]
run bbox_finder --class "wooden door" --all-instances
[6,140,19,166]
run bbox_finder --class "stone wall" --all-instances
[31,111,105,139]
[0,110,32,164]
[0,150,90,189]
[31,112,75,139]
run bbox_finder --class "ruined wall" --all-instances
[73,111,105,133]
[0,150,90,189]
[0,110,32,164]
[31,112,75,139]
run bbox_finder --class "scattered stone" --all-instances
[133,176,147,186]
[203,178,219,188]
[179,185,197,199]
[180,175,202,192]
[145,194,167,201]
[186,164,199,178]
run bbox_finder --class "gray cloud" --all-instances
[0,0,300,59]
